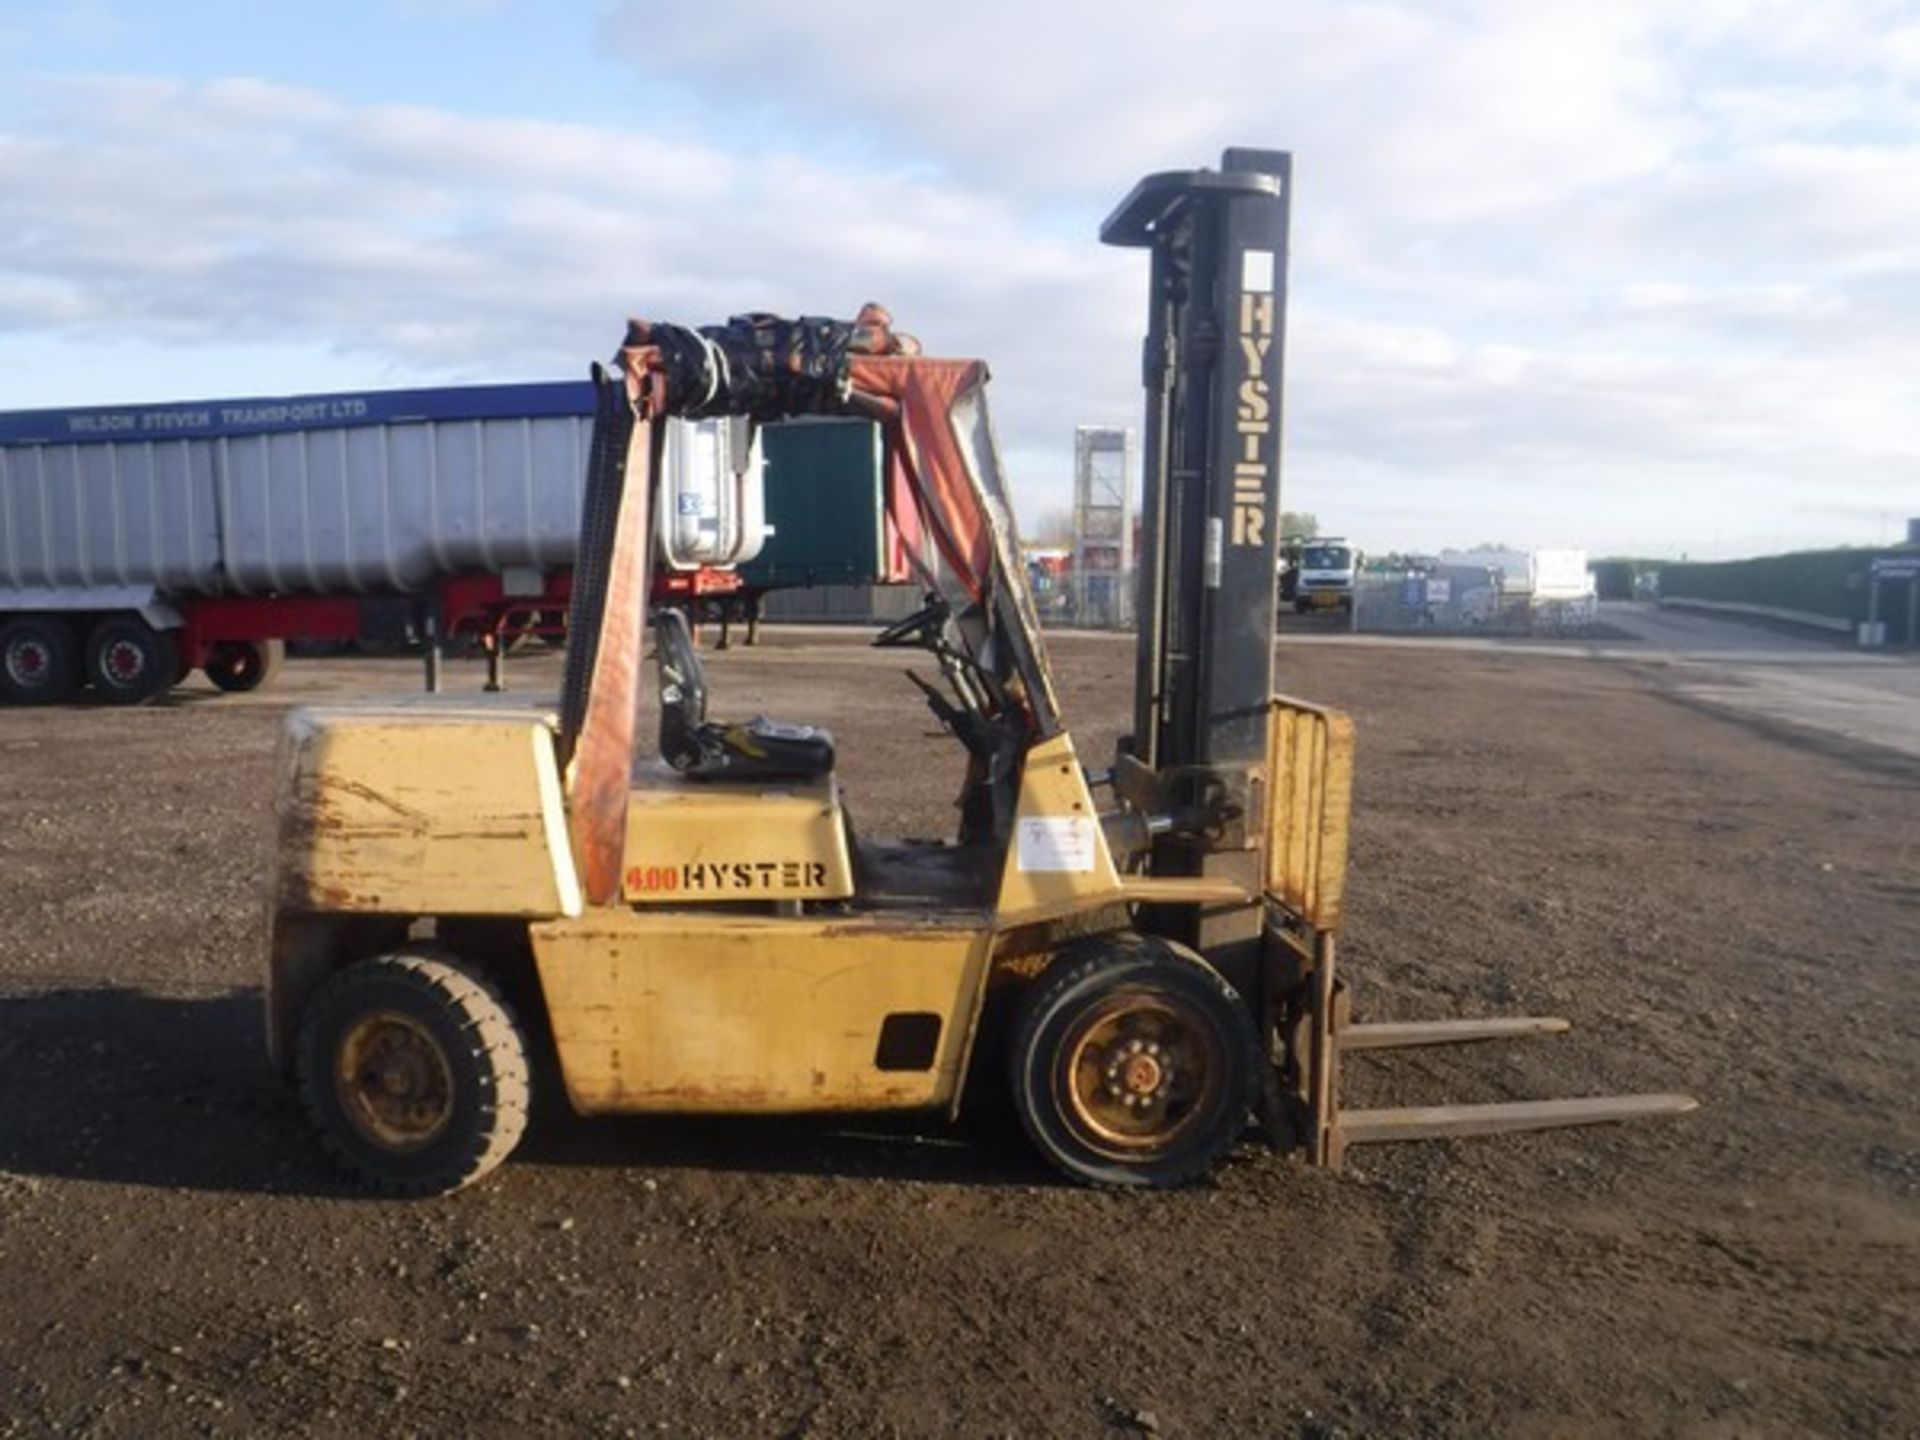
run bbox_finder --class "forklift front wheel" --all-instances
[296,952,531,1197]
[1011,939,1258,1188]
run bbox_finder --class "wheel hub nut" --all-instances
[1123,1053,1163,1095]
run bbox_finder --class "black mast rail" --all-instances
[1103,147,1293,973]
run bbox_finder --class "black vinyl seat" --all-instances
[653,609,836,783]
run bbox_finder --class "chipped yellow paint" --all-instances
[1264,695,1355,932]
[270,698,1318,1125]
[992,732,1125,926]
[275,708,580,918]
[529,910,991,1113]
[620,767,854,903]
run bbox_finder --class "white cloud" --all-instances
[3,0,1920,555]
[578,0,1919,550]
[0,73,1139,512]
[597,0,1689,220]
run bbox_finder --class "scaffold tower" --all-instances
[1071,425,1134,628]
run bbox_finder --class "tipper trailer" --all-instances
[0,381,764,704]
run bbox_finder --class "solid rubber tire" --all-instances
[1009,935,1259,1189]
[296,952,531,1197]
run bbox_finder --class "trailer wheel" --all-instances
[297,952,530,1196]
[1011,937,1258,1188]
[0,615,82,705]
[204,638,285,693]
[85,614,178,705]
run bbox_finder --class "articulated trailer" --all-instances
[0,382,764,704]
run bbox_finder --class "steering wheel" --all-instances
[872,593,951,649]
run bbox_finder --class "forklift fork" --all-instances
[1265,694,1696,1169]
[1291,934,1696,1169]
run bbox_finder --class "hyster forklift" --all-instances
[268,149,1694,1195]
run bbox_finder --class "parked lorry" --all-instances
[1292,536,1361,612]
[0,382,762,704]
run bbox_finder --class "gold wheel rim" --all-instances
[1054,988,1225,1160]
[334,1010,455,1152]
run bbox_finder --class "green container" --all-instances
[742,420,897,589]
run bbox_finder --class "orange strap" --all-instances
[567,373,661,905]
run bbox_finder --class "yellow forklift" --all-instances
[268,149,1692,1195]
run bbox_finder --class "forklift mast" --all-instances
[1103,147,1292,775]
[1102,148,1292,972]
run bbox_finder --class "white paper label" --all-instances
[1016,816,1096,873]
[1241,248,1275,294]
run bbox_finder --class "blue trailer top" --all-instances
[0,379,595,447]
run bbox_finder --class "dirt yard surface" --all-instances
[1,630,1915,1437]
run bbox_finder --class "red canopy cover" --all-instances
[848,356,993,602]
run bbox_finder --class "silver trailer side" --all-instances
[0,382,765,705]
[0,383,760,599]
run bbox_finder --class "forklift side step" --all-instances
[1338,1016,1571,1052]
[1334,1093,1699,1148]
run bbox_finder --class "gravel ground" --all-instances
[0,628,1915,1437]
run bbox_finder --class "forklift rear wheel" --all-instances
[1011,938,1258,1188]
[296,952,530,1196]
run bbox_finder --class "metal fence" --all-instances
[759,583,923,624]
[1354,573,1600,638]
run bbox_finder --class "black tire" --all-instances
[84,614,178,705]
[296,951,531,1196]
[204,638,285,693]
[0,615,82,705]
[1010,936,1259,1189]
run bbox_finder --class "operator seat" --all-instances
[652,608,835,782]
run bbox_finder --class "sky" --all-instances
[2,0,1917,559]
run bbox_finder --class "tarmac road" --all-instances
[1281,601,1920,766]
[1595,604,1920,765]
